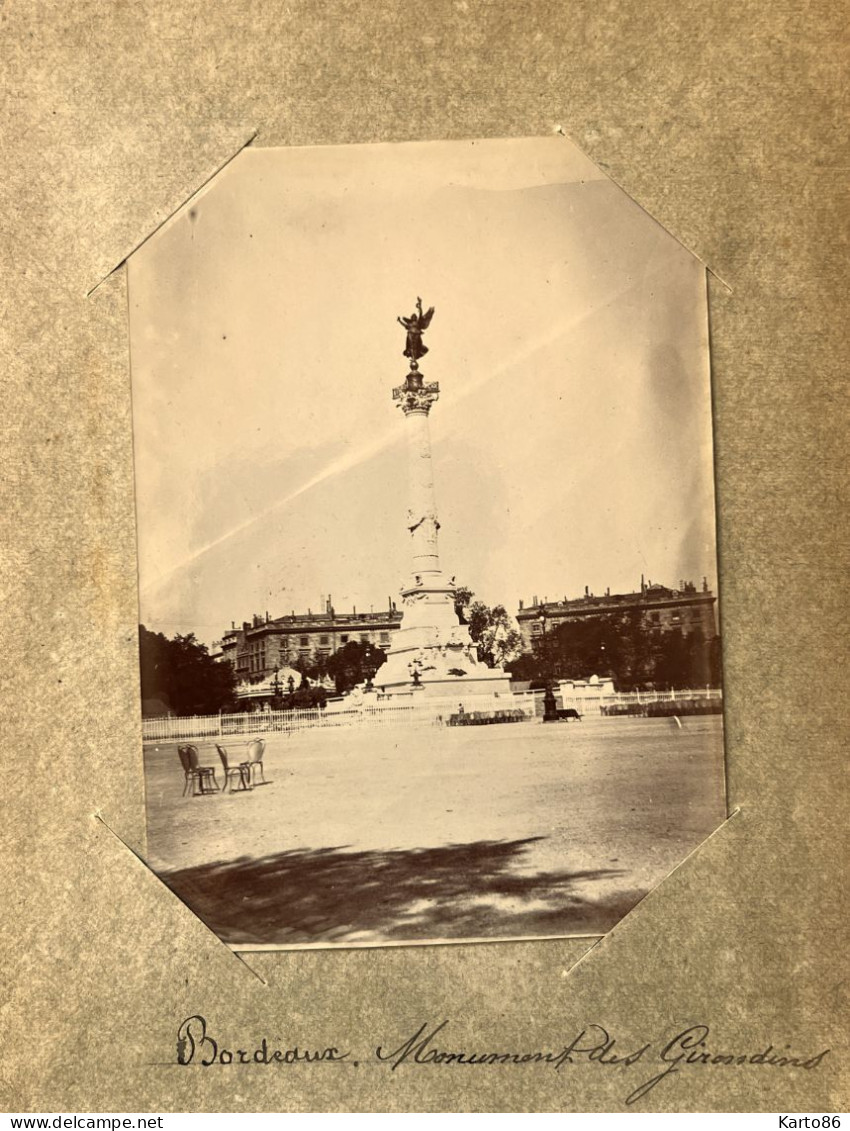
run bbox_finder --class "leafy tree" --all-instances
[289,650,337,685]
[292,653,317,680]
[514,614,616,686]
[312,650,332,681]
[139,625,236,716]
[453,587,524,668]
[653,628,691,689]
[326,640,387,694]
[505,650,545,683]
[480,606,525,667]
[661,627,723,689]
[265,667,327,711]
[288,684,327,710]
[707,633,724,687]
[285,642,388,701]
[453,586,475,623]
[519,612,724,691]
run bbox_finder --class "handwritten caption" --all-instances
[175,1015,829,1106]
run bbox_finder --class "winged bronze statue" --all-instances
[397,297,435,364]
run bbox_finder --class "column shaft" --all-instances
[405,408,441,577]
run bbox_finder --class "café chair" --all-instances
[216,743,252,793]
[178,744,220,796]
[245,738,268,786]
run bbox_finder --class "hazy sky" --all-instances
[128,137,717,647]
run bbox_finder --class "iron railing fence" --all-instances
[142,687,722,744]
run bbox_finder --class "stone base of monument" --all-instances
[380,674,514,699]
[371,620,513,699]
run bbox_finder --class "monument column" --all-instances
[404,398,440,578]
[392,313,458,630]
[394,374,443,575]
[370,298,512,695]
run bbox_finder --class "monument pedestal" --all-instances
[373,624,513,697]
[373,569,512,698]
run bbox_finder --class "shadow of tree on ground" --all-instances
[159,837,647,945]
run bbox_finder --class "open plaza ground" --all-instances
[143,715,726,948]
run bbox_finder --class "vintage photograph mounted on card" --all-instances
[129,136,726,950]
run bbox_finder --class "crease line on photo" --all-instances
[139,262,667,602]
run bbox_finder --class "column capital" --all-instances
[393,371,440,415]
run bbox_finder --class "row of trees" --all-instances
[509,610,722,691]
[139,626,237,717]
[291,640,388,696]
[453,591,721,689]
[140,595,722,716]
[139,626,388,716]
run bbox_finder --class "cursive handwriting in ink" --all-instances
[373,1019,830,1107]
[375,1020,648,1073]
[558,1025,650,1069]
[176,1014,350,1066]
[626,1025,831,1106]
[172,1013,830,1107]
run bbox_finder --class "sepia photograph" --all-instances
[129,136,726,950]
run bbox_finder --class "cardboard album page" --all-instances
[2,0,846,1115]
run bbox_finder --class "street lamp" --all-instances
[538,610,556,680]
[539,609,558,722]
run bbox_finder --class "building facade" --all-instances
[215,596,403,683]
[515,577,717,653]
